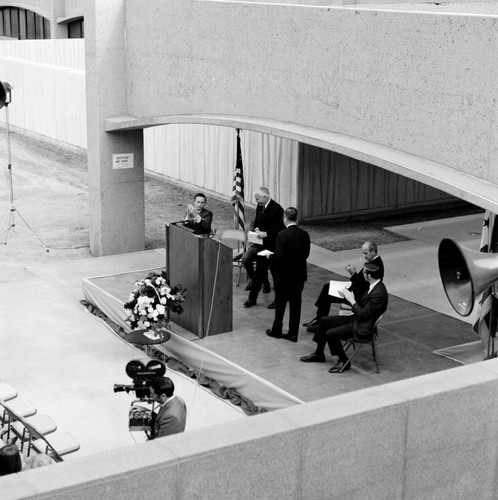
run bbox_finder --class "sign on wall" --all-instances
[112,153,134,169]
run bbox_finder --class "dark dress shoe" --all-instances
[328,361,351,373]
[300,353,326,363]
[267,302,276,309]
[302,317,318,328]
[282,334,298,343]
[307,324,319,333]
[243,299,256,308]
[244,280,253,291]
[262,282,271,293]
[266,328,282,338]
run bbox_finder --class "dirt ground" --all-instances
[0,129,482,264]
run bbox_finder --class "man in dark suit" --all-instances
[243,187,285,308]
[265,207,311,342]
[300,262,388,372]
[184,193,213,235]
[149,377,187,438]
[303,240,384,332]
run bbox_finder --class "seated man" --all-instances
[184,193,213,235]
[300,262,388,373]
[304,240,384,332]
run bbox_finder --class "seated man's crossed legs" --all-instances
[300,315,354,372]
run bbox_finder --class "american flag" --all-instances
[473,210,498,357]
[231,129,245,231]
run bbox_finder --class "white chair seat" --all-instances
[11,414,57,440]
[6,398,37,418]
[33,432,80,457]
[0,383,17,401]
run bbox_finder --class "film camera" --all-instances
[113,359,167,400]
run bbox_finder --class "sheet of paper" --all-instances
[257,249,274,257]
[247,231,260,244]
[328,280,351,298]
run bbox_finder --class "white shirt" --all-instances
[367,278,381,295]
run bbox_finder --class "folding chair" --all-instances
[340,313,385,373]
[217,228,248,286]
[11,414,57,454]
[29,424,80,462]
[0,398,37,442]
[0,401,56,454]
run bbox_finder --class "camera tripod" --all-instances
[0,81,48,250]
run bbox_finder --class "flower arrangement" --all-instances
[124,270,186,336]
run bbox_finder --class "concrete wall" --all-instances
[117,1,498,215]
[3,359,498,499]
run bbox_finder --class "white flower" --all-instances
[157,304,165,315]
[143,320,150,327]
[160,297,167,305]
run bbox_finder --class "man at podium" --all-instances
[184,193,213,235]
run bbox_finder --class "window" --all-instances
[0,7,50,39]
[67,18,84,39]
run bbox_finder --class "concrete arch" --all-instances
[106,113,498,217]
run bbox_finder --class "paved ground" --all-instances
[0,128,488,460]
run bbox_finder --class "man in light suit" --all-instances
[265,207,311,342]
[300,262,388,372]
[149,377,187,438]
[243,187,285,308]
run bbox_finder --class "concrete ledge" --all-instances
[4,359,498,499]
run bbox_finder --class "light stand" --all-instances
[0,81,48,250]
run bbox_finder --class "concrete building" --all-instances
[2,1,498,498]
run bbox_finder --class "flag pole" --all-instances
[231,127,245,235]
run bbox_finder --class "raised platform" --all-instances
[82,268,303,411]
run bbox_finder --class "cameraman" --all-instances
[149,377,187,439]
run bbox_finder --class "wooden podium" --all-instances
[165,223,232,338]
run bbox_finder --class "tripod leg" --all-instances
[0,206,16,245]
[11,207,49,251]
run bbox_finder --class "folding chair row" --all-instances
[0,400,80,461]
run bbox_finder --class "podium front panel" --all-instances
[166,223,232,337]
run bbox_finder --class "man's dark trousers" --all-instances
[313,315,354,361]
[271,281,304,336]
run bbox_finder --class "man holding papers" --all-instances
[242,187,285,308]
[300,262,388,372]
[265,207,311,342]
[303,241,384,332]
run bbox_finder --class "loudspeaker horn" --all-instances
[438,238,498,316]
[0,81,12,109]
